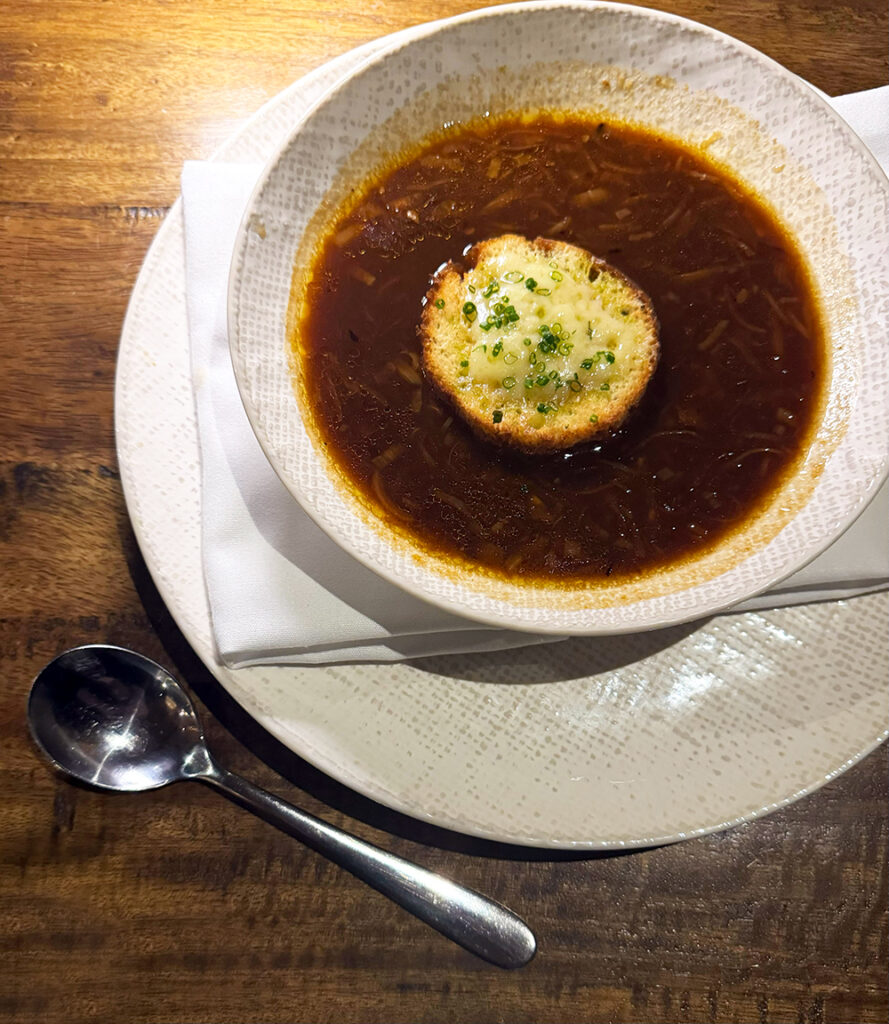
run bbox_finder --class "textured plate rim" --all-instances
[115,9,888,850]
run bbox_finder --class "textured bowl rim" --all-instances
[228,0,889,636]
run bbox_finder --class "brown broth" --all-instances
[295,115,824,582]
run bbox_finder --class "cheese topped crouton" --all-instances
[420,235,659,452]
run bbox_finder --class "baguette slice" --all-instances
[420,235,659,453]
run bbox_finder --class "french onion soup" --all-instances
[290,114,824,584]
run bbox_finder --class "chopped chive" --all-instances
[483,279,500,298]
[434,298,445,308]
[468,284,476,293]
[492,409,503,423]
[523,337,532,346]
[597,350,616,363]
[525,277,538,291]
[557,341,573,356]
[580,358,594,370]
[502,376,516,389]
[459,359,469,367]
[503,351,518,364]
[491,340,503,357]
[524,377,534,389]
[589,414,599,423]
[550,270,563,281]
[504,270,524,282]
[535,287,551,296]
[600,382,610,391]
[537,402,550,414]
[620,308,629,316]
[462,301,477,321]
[478,296,518,333]
[568,379,582,392]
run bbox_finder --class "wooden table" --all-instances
[1,2,886,1021]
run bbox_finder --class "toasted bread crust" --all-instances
[420,235,659,453]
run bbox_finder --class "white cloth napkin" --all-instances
[182,87,889,667]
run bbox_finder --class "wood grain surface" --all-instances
[1,2,886,1022]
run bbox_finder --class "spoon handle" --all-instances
[197,765,536,969]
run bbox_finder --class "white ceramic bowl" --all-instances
[229,0,888,635]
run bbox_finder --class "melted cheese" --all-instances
[455,244,648,414]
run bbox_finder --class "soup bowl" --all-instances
[228,1,888,635]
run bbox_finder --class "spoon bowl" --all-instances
[28,645,211,791]
[27,644,536,969]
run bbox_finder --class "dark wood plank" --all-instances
[0,209,159,462]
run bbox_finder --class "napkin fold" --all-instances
[183,87,889,667]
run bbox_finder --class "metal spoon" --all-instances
[27,644,536,969]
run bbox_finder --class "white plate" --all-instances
[115,17,888,849]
